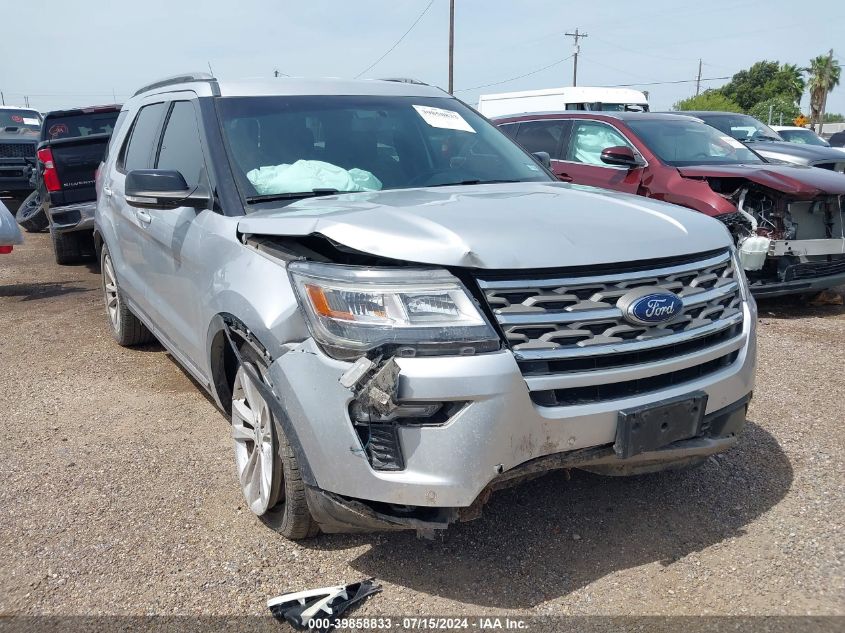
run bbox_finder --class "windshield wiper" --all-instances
[744,135,781,143]
[426,179,523,188]
[246,188,344,204]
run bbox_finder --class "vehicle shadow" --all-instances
[0,281,92,301]
[755,285,845,319]
[305,420,791,608]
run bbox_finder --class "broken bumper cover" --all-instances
[267,302,756,522]
[48,201,95,234]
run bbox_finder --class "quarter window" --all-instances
[156,101,206,189]
[514,120,568,159]
[122,103,166,172]
[566,121,633,166]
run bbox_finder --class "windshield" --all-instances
[777,128,830,147]
[0,109,41,131]
[694,113,782,142]
[627,119,764,166]
[217,95,551,202]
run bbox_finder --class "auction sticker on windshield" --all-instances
[413,105,475,133]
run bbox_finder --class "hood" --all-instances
[237,182,732,269]
[748,140,845,163]
[676,163,845,197]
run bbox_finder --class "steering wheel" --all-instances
[690,152,712,160]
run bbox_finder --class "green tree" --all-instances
[823,112,844,123]
[673,90,743,112]
[719,61,805,110]
[749,97,800,125]
[806,50,842,129]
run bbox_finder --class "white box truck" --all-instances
[477,86,649,118]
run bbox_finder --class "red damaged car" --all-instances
[494,111,845,297]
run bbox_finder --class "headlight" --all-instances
[288,261,500,359]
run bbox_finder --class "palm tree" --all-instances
[779,63,805,104]
[805,50,841,132]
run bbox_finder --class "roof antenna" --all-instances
[207,61,215,77]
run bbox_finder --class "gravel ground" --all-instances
[0,232,843,623]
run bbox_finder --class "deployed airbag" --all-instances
[247,160,382,195]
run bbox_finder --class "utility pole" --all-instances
[0,92,5,106]
[24,95,29,108]
[448,0,455,94]
[565,28,588,87]
[695,58,702,96]
[274,69,280,78]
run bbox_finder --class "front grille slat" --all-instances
[477,249,745,406]
[0,143,36,159]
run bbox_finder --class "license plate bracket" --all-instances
[614,391,708,459]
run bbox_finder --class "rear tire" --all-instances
[52,228,96,265]
[100,244,155,346]
[231,344,319,540]
[15,191,48,233]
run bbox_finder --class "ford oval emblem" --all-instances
[618,288,684,326]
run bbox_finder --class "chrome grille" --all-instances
[476,249,746,405]
[0,142,36,159]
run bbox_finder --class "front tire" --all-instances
[231,344,318,540]
[100,244,155,346]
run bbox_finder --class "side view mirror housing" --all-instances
[532,151,552,169]
[124,169,209,209]
[600,145,645,169]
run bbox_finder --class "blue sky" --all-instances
[4,0,843,117]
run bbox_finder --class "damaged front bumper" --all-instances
[266,301,756,533]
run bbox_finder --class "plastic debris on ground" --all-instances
[267,578,382,632]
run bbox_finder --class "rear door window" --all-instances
[155,101,206,188]
[121,103,166,172]
[498,123,519,139]
[514,120,570,159]
[43,111,121,140]
[565,120,633,166]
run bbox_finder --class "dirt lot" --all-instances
[1,231,843,623]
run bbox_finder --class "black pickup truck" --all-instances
[0,107,42,203]
[36,105,122,263]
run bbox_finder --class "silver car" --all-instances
[95,74,757,539]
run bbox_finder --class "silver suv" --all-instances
[95,74,757,539]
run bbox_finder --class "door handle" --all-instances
[136,210,152,225]
[557,173,573,182]
[102,186,112,198]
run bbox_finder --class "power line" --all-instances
[355,0,435,79]
[455,55,573,93]
[602,76,731,88]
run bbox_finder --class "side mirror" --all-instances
[124,169,209,209]
[600,145,645,169]
[532,151,552,169]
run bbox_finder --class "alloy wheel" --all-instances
[231,365,276,515]
[102,254,121,333]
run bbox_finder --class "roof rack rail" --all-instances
[378,77,429,85]
[133,72,215,97]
